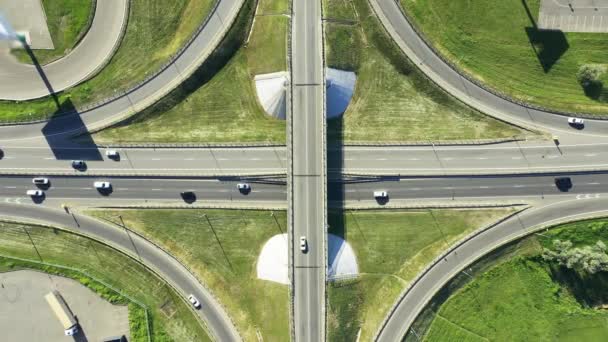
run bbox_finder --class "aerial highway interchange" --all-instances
[1,0,608,341]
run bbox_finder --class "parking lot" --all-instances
[538,0,608,32]
[0,270,130,341]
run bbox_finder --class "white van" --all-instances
[94,181,111,189]
[26,189,43,196]
[373,190,388,198]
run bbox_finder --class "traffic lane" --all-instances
[0,177,285,202]
[0,147,286,174]
[377,196,608,342]
[332,173,608,201]
[372,0,608,138]
[0,203,240,341]
[340,142,608,174]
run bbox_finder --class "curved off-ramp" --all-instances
[0,202,241,341]
[0,0,245,144]
[370,0,608,141]
[0,0,128,100]
[375,196,608,342]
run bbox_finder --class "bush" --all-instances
[577,64,606,87]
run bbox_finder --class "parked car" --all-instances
[26,189,43,197]
[188,294,201,309]
[32,177,49,185]
[300,236,307,252]
[94,181,111,189]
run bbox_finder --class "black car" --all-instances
[555,177,573,192]
[71,160,86,169]
[180,191,196,203]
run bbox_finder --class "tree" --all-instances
[542,239,608,274]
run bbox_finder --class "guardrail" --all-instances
[0,253,151,341]
[320,0,329,340]
[372,206,528,341]
[0,0,235,127]
[286,0,295,339]
[370,0,608,122]
[88,212,244,341]
[374,205,608,341]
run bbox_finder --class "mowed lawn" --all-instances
[13,0,94,65]
[424,218,608,341]
[323,0,525,143]
[402,0,608,115]
[89,209,290,342]
[93,0,287,144]
[326,208,516,341]
[0,221,210,342]
[0,0,214,122]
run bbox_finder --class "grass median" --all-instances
[323,0,525,143]
[421,218,608,341]
[0,0,214,122]
[0,220,210,342]
[12,0,94,65]
[92,0,287,144]
[326,208,517,341]
[88,208,290,342]
[401,0,608,115]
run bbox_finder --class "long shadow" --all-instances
[41,98,102,161]
[327,116,346,241]
[546,264,608,308]
[20,38,60,108]
[522,0,569,73]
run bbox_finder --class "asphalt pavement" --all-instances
[290,1,326,340]
[375,195,608,342]
[0,0,244,141]
[371,0,608,141]
[0,202,241,341]
[0,0,127,100]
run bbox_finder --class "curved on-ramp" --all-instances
[375,197,608,341]
[370,0,608,140]
[0,0,245,143]
[0,0,128,101]
[0,202,241,341]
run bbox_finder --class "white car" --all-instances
[106,150,119,158]
[26,189,43,197]
[188,294,201,309]
[300,236,307,252]
[567,117,584,125]
[237,183,251,192]
[32,177,49,185]
[94,181,111,189]
[373,190,388,198]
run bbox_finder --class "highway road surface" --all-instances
[375,196,608,342]
[0,0,244,140]
[3,141,608,176]
[371,0,608,140]
[290,0,326,341]
[0,0,127,100]
[1,173,608,205]
[0,202,241,341]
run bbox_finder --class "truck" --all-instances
[45,290,79,336]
